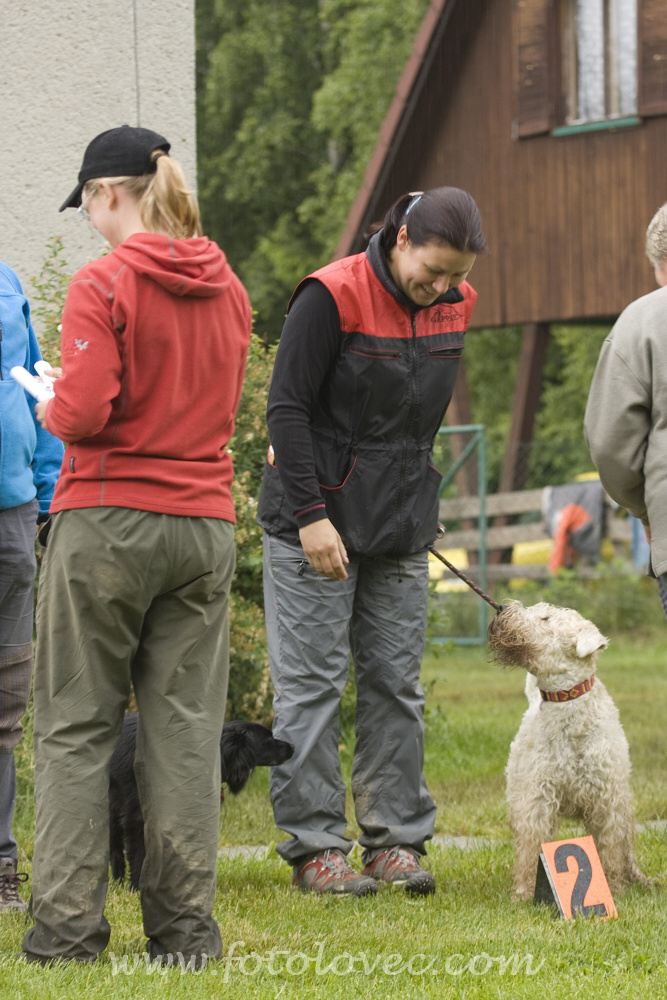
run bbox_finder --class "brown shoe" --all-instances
[0,858,28,913]
[361,846,435,895]
[292,849,378,896]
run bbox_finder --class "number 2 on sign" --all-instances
[540,835,617,919]
[553,844,607,917]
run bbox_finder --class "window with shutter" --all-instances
[562,0,637,124]
[514,0,667,137]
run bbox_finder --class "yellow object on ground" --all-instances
[511,540,553,565]
[428,549,468,592]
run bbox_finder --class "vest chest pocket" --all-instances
[428,345,463,359]
[347,346,401,360]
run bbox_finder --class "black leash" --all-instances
[428,546,504,613]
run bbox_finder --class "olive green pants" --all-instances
[22,507,235,964]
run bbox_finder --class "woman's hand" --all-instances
[644,523,652,546]
[35,400,51,429]
[299,519,350,580]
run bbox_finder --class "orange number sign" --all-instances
[536,836,617,919]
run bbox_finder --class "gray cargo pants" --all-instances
[263,533,436,866]
[22,507,235,965]
[0,499,38,866]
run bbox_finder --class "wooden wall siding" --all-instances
[355,0,667,328]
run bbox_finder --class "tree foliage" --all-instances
[531,324,611,484]
[196,0,429,339]
[463,324,612,491]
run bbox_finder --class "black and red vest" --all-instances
[258,234,477,556]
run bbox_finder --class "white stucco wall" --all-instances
[0,0,196,326]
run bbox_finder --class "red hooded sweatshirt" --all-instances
[46,232,251,520]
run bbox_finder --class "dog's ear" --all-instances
[220,727,257,795]
[576,625,608,659]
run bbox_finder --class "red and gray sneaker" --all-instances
[292,849,378,896]
[0,858,28,913]
[361,846,435,895]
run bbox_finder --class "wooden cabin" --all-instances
[335,0,667,494]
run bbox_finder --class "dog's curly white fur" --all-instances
[488,600,646,900]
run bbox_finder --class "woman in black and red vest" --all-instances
[258,187,486,896]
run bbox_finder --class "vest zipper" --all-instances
[395,310,419,551]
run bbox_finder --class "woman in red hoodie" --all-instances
[22,126,251,968]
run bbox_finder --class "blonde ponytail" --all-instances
[84,149,202,239]
[138,151,202,239]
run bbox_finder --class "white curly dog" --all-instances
[488,600,646,900]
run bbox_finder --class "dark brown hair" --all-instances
[374,187,487,256]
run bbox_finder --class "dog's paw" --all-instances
[629,870,661,888]
[606,868,657,893]
[511,886,535,902]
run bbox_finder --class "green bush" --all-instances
[434,568,666,640]
[428,588,482,643]
[496,566,666,636]
[30,235,73,369]
[226,334,277,721]
[228,335,277,610]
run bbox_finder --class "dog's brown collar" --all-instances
[540,675,595,703]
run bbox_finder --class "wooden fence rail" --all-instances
[435,489,632,581]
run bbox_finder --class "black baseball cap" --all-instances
[59,125,171,212]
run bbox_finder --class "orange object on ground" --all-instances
[539,835,617,919]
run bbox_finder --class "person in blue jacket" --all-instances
[0,261,62,911]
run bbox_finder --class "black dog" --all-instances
[109,712,294,890]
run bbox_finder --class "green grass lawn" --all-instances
[4,630,667,998]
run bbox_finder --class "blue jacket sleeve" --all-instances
[24,309,63,517]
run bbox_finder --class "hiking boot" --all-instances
[292,849,378,896]
[0,858,29,913]
[361,846,435,895]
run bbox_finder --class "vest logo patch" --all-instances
[430,307,461,323]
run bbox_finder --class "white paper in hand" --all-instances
[10,365,56,402]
